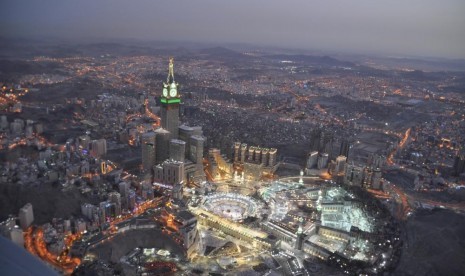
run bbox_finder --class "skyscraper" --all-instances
[160,58,181,139]
[310,128,322,152]
[268,148,278,166]
[240,143,247,163]
[90,139,107,158]
[179,124,203,159]
[170,139,186,162]
[179,125,195,158]
[317,153,329,169]
[339,139,350,158]
[118,181,129,209]
[362,167,374,189]
[335,155,347,175]
[248,146,255,162]
[261,148,269,166]
[155,128,171,164]
[19,203,34,230]
[128,190,136,211]
[344,163,364,186]
[10,226,24,247]
[254,147,262,163]
[98,202,107,224]
[153,160,185,185]
[306,151,319,169]
[108,192,122,217]
[141,132,156,172]
[190,135,205,164]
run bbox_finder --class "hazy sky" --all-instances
[2,0,465,58]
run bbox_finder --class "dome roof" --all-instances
[170,82,177,89]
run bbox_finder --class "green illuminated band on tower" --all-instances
[161,98,181,104]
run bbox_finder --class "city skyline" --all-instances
[1,45,465,275]
[2,0,465,59]
[1,2,465,274]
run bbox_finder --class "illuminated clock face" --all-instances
[163,88,168,97]
[169,88,177,97]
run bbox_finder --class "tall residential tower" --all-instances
[141,132,156,172]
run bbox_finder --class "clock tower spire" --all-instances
[161,57,180,102]
[167,57,175,83]
[160,57,180,139]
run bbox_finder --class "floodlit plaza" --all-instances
[201,192,263,222]
[186,171,387,273]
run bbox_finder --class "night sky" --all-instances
[1,0,465,58]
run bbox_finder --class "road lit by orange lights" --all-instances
[124,99,160,129]
[23,227,81,275]
[366,188,391,199]
[387,128,411,165]
[105,197,167,237]
[390,185,411,220]
[144,98,160,128]
[23,197,166,275]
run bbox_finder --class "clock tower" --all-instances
[160,57,180,139]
